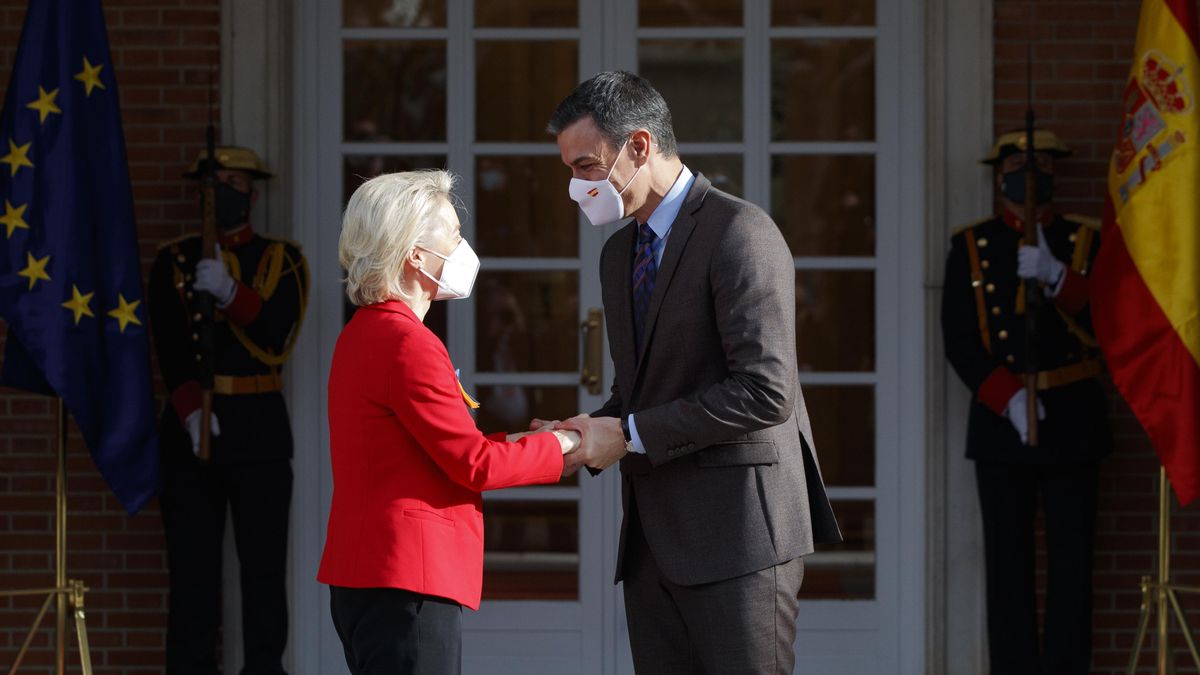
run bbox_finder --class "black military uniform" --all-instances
[148,147,308,675]
[941,130,1112,675]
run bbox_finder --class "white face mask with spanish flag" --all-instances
[568,137,644,227]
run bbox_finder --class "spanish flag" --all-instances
[1093,0,1200,504]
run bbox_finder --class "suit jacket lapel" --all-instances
[606,221,638,396]
[633,173,711,377]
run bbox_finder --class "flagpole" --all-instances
[54,398,67,675]
[1157,467,1170,675]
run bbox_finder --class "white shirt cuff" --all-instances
[627,414,647,454]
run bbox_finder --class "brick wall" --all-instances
[0,1,219,672]
[994,1,1200,673]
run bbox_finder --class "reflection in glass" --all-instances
[342,156,449,338]
[483,501,578,600]
[801,386,873,486]
[475,156,578,257]
[795,270,874,372]
[476,0,575,27]
[343,0,446,27]
[475,272,578,372]
[799,500,874,599]
[771,40,874,141]
[771,154,875,256]
[344,41,446,142]
[639,40,742,143]
[771,0,874,27]
[477,42,578,142]
[687,155,742,197]
[639,0,742,27]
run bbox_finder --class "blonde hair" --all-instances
[339,170,457,306]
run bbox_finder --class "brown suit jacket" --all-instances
[595,172,842,586]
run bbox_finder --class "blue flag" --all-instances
[0,0,158,514]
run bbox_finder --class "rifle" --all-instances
[196,67,218,461]
[1022,47,1040,447]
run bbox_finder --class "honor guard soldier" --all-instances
[148,146,308,675]
[941,129,1112,675]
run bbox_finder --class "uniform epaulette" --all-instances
[1064,213,1101,231]
[155,232,200,253]
[951,216,994,238]
[260,233,304,251]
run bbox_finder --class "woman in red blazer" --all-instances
[318,170,580,675]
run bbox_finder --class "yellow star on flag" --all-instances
[0,200,29,238]
[107,294,143,333]
[62,285,95,325]
[17,252,50,290]
[74,57,106,97]
[26,87,61,125]
[1,139,34,177]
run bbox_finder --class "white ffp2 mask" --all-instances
[568,138,643,227]
[419,239,480,301]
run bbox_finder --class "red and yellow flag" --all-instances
[1093,0,1200,504]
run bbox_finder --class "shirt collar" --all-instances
[644,166,695,238]
[218,223,254,248]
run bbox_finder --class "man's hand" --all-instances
[1017,225,1065,290]
[184,409,221,456]
[195,244,237,305]
[555,414,627,472]
[1003,388,1046,445]
[528,418,559,432]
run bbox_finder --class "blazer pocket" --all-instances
[403,508,455,527]
[695,441,779,468]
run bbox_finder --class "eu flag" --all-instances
[0,0,158,514]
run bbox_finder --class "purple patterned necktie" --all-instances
[632,223,658,350]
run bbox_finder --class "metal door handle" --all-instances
[580,308,603,395]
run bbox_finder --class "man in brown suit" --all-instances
[547,71,841,674]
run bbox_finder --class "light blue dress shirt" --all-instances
[627,166,695,455]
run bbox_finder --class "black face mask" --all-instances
[1000,166,1055,205]
[210,182,251,231]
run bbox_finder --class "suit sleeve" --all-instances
[147,248,201,422]
[941,234,1021,416]
[388,331,564,491]
[631,208,800,466]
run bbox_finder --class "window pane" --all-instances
[688,155,742,198]
[344,0,445,27]
[476,156,578,257]
[771,40,874,141]
[639,0,742,26]
[475,271,579,372]
[344,41,446,142]
[483,501,578,600]
[772,0,874,26]
[771,154,875,256]
[476,0,576,27]
[477,41,578,142]
[800,500,874,599]
[639,40,742,143]
[801,386,873,486]
[474,386,579,486]
[796,270,874,372]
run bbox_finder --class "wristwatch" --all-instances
[620,416,634,453]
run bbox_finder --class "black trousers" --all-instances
[329,586,463,675]
[621,503,804,674]
[160,455,292,675]
[975,461,1099,675]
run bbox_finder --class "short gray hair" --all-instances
[547,70,678,158]
[339,170,457,306]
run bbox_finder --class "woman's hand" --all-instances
[550,429,581,454]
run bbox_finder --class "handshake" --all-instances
[507,414,630,478]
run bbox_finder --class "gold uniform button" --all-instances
[1069,233,1078,243]
[1006,355,1015,364]
[193,312,203,321]
[972,280,981,288]
[981,260,990,269]
[194,354,202,362]
[977,238,988,248]
[177,254,186,263]
[191,333,199,341]
[992,306,1001,316]
[186,291,194,299]
[985,283,996,293]
[998,330,1009,340]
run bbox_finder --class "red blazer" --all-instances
[317,301,563,610]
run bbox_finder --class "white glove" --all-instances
[194,244,237,306]
[185,409,221,456]
[1003,388,1046,445]
[1017,225,1066,294]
